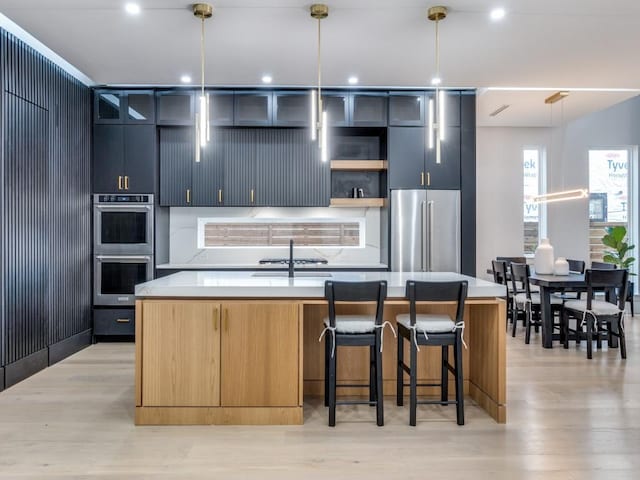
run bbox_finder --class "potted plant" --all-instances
[602,225,635,312]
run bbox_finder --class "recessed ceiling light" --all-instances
[348,76,358,85]
[431,76,442,86]
[262,75,272,84]
[125,3,141,15]
[490,8,506,21]
[180,75,192,84]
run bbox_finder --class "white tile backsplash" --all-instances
[169,207,384,266]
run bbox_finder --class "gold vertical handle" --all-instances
[118,175,123,190]
[420,172,425,186]
[218,189,223,204]
[186,189,191,204]
[250,189,255,204]
[213,307,218,331]
[223,308,229,332]
[426,172,431,186]
[124,176,129,190]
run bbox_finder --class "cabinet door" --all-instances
[351,93,388,126]
[273,91,311,127]
[142,301,220,407]
[322,92,349,126]
[123,125,157,194]
[124,90,155,124]
[388,127,425,190]
[234,91,273,126]
[223,129,256,206]
[156,91,194,126]
[159,127,194,206]
[389,92,425,126]
[221,303,299,407]
[209,91,234,126]
[93,124,125,192]
[426,126,460,189]
[94,90,124,123]
[192,128,226,206]
[255,129,328,206]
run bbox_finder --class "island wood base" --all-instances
[135,297,506,425]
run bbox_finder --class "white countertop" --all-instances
[156,263,389,270]
[136,271,506,298]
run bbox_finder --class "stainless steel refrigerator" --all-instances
[390,189,461,272]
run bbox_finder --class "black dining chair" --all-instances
[591,261,634,315]
[492,260,516,330]
[395,280,467,426]
[322,280,388,427]
[510,262,563,343]
[562,268,629,359]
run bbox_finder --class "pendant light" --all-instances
[427,6,447,164]
[533,92,589,204]
[310,4,329,163]
[193,3,213,163]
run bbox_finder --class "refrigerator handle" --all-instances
[427,200,434,272]
[421,201,427,271]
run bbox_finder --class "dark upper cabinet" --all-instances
[224,129,256,205]
[388,125,460,190]
[94,90,155,124]
[389,92,425,126]
[156,91,194,126]
[425,90,461,127]
[388,127,425,190]
[209,91,234,126]
[273,91,311,127]
[192,128,226,206]
[322,92,350,126]
[255,129,329,207]
[351,92,387,127]
[93,124,157,193]
[234,91,273,126]
[159,127,193,206]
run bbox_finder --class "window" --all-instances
[588,148,636,272]
[523,148,545,254]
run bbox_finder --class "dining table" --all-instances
[528,272,619,349]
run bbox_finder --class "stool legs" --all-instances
[324,334,330,407]
[396,331,404,406]
[441,345,449,406]
[454,333,465,425]
[369,345,375,405]
[375,331,384,426]
[409,335,418,426]
[328,337,337,426]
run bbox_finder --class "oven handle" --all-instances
[94,205,152,211]
[96,255,152,262]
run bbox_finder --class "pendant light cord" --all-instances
[317,17,322,118]
[201,16,205,97]
[435,18,440,80]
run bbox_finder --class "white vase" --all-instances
[534,238,555,274]
[553,257,570,276]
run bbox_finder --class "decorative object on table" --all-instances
[553,257,570,276]
[534,238,554,274]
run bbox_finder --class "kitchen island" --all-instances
[134,271,506,425]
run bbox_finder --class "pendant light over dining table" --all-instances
[310,4,329,163]
[428,6,447,164]
[193,3,213,162]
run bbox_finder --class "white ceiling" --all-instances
[1,0,640,126]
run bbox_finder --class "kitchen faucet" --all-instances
[289,239,294,278]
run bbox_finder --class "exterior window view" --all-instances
[0,2,639,479]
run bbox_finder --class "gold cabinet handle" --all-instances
[124,176,129,190]
[250,189,255,204]
[223,308,229,332]
[116,318,130,323]
[420,172,425,186]
[218,189,223,204]
[213,307,218,331]
[426,172,431,186]
[186,189,191,204]
[118,175,123,190]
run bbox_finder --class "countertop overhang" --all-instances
[136,271,506,298]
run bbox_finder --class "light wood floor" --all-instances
[1,317,639,480]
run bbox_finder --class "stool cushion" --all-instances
[396,314,456,333]
[564,299,622,316]
[514,292,563,306]
[323,315,376,334]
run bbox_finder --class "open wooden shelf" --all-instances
[330,160,388,171]
[329,198,385,208]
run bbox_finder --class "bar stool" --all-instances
[396,280,467,426]
[321,280,389,427]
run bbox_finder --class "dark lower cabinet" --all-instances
[93,309,135,337]
[159,127,193,206]
[426,126,461,189]
[193,128,225,206]
[223,129,256,206]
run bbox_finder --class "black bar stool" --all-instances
[322,280,388,427]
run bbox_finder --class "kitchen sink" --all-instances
[251,272,332,278]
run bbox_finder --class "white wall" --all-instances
[477,95,640,279]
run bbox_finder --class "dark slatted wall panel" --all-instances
[224,129,255,206]
[159,127,193,206]
[3,93,49,363]
[192,128,225,206]
[256,129,328,206]
[0,30,91,378]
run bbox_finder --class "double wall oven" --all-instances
[93,194,154,306]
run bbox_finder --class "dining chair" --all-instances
[510,262,563,343]
[492,260,514,330]
[590,261,634,315]
[562,268,629,359]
